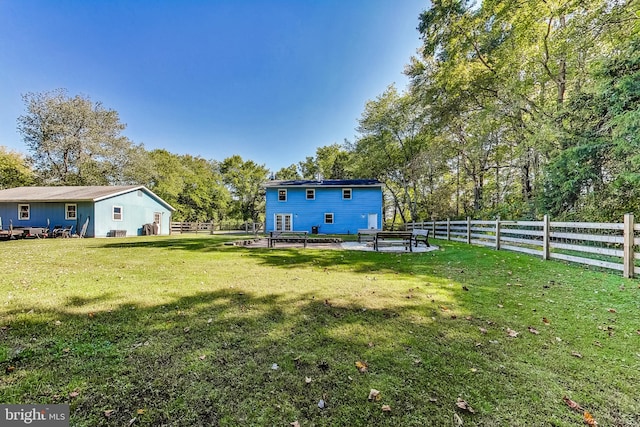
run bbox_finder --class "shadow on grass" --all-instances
[95,234,439,275]
[1,286,512,427]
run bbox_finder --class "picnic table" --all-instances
[412,229,430,247]
[268,231,308,248]
[374,231,414,252]
[357,228,380,243]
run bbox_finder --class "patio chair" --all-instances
[54,225,73,238]
[79,217,90,238]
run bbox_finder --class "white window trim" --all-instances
[324,212,334,224]
[65,203,77,220]
[18,204,30,220]
[278,189,287,202]
[342,188,352,200]
[112,205,123,221]
[306,189,315,200]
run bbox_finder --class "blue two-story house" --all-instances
[264,179,383,234]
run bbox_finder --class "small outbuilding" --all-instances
[0,186,175,238]
[264,179,383,234]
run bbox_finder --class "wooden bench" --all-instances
[412,229,430,247]
[268,231,308,248]
[374,231,413,252]
[357,228,380,243]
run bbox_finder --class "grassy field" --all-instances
[0,234,638,426]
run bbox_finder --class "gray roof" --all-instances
[264,179,382,188]
[0,186,175,210]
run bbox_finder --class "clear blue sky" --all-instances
[0,1,426,172]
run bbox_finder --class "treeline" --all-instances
[3,1,638,223]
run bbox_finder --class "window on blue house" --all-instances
[342,188,352,199]
[278,189,287,201]
[306,189,315,200]
[18,204,30,220]
[324,213,334,224]
[65,204,77,220]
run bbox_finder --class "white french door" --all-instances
[275,214,292,231]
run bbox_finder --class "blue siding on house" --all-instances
[0,187,173,237]
[94,190,171,237]
[0,202,94,236]
[265,184,382,234]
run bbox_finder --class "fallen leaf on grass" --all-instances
[528,327,540,335]
[183,327,190,333]
[318,399,326,409]
[456,398,475,413]
[305,377,312,384]
[440,305,450,312]
[104,410,115,418]
[542,317,550,324]
[479,327,487,334]
[355,361,368,373]
[429,396,438,403]
[368,389,381,401]
[136,409,145,415]
[571,351,583,358]
[506,328,519,338]
[584,411,598,426]
[454,412,464,426]
[381,404,392,412]
[290,422,301,427]
[88,312,95,319]
[562,396,583,412]
[69,391,79,398]
[497,304,504,308]
[198,355,206,360]
[607,308,617,313]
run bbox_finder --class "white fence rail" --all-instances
[170,221,264,234]
[405,214,639,278]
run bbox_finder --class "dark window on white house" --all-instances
[113,206,123,221]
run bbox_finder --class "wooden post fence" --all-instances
[406,214,637,278]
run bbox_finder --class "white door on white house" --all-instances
[368,213,378,229]
[275,214,292,231]
[154,212,162,234]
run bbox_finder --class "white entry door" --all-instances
[367,213,378,229]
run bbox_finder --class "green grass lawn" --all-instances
[1,235,638,426]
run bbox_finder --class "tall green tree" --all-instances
[274,164,301,180]
[219,155,269,222]
[144,149,229,222]
[0,146,34,189]
[17,89,143,185]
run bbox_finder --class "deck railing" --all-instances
[405,214,639,278]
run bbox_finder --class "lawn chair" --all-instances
[79,217,90,238]
[54,225,73,238]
